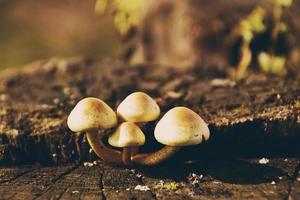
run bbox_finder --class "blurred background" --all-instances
[0,0,121,70]
[0,0,299,76]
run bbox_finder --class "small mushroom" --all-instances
[132,107,210,165]
[108,122,145,166]
[67,97,123,164]
[117,92,160,123]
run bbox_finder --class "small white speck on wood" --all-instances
[259,158,269,164]
[134,185,150,191]
[83,162,94,167]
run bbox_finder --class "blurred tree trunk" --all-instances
[125,0,300,71]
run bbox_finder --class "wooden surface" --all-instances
[0,57,299,199]
[0,158,299,199]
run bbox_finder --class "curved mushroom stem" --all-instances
[131,146,180,166]
[86,131,123,165]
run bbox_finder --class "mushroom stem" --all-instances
[131,146,139,157]
[131,146,180,165]
[86,131,123,165]
[135,122,146,127]
[122,147,133,166]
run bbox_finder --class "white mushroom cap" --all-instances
[154,107,210,146]
[108,122,145,148]
[67,97,117,132]
[117,92,160,122]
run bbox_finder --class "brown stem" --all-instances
[131,146,180,166]
[86,131,123,165]
[131,146,139,157]
[122,147,132,166]
[135,122,146,127]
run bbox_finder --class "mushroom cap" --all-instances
[154,107,210,146]
[117,92,160,122]
[108,122,145,148]
[67,97,117,132]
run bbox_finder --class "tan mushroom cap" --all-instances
[108,122,145,148]
[67,97,117,132]
[117,92,160,122]
[154,107,210,146]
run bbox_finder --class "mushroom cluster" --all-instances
[67,92,210,166]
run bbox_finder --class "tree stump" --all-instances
[0,57,299,199]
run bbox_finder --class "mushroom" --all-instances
[117,92,160,123]
[132,107,210,165]
[108,122,145,165]
[67,97,123,164]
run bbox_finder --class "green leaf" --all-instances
[239,7,265,42]
[258,52,271,73]
[258,52,286,75]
